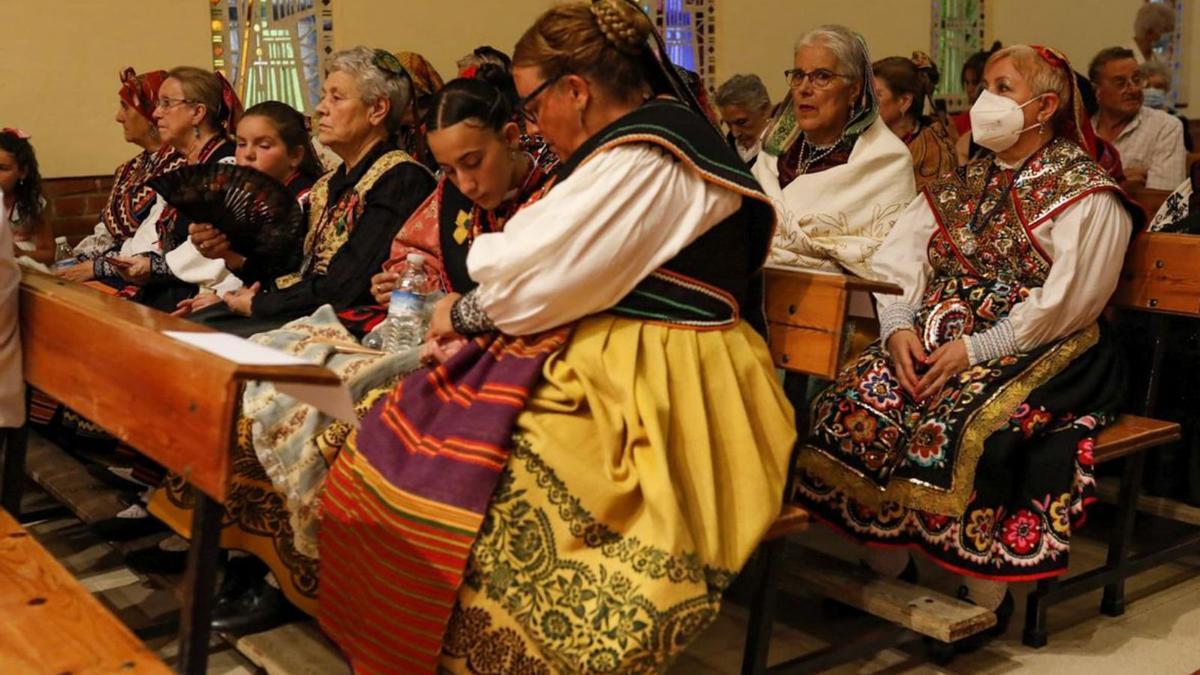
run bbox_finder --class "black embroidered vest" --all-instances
[555,99,776,333]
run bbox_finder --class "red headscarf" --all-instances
[214,71,244,136]
[1030,45,1101,160]
[118,68,168,123]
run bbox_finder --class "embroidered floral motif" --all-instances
[443,437,727,673]
[1000,508,1043,556]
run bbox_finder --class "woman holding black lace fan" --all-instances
[171,101,324,316]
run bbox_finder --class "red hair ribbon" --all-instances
[0,127,31,140]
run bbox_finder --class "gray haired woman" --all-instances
[214,46,437,327]
[752,24,915,277]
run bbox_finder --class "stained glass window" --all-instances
[210,0,335,116]
[930,0,986,111]
[645,0,718,91]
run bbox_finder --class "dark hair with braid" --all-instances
[425,64,519,132]
[0,132,43,224]
[241,101,324,180]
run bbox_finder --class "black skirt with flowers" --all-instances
[792,291,1124,580]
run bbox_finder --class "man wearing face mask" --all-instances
[793,45,1143,651]
[1090,46,1186,190]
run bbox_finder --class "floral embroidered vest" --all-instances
[277,149,417,289]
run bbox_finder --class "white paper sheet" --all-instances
[164,331,311,366]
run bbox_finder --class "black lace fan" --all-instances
[148,163,305,278]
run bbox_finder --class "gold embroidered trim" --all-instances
[793,323,1100,517]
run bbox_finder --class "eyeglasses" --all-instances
[156,96,196,111]
[1102,74,1148,91]
[517,74,563,124]
[784,68,848,90]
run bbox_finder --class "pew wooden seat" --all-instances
[1,269,342,675]
[0,509,170,675]
[1022,232,1195,648]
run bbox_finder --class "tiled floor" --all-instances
[20,429,1200,674]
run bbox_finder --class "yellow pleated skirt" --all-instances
[439,315,796,674]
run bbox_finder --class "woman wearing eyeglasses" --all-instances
[100,66,240,312]
[190,47,436,335]
[316,1,795,671]
[753,25,916,278]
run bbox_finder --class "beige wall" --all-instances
[0,0,211,178]
[4,0,1194,178]
[333,0,556,82]
[717,0,931,104]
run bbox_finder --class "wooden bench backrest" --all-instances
[0,510,171,674]
[763,266,902,378]
[1127,186,1172,224]
[1111,232,1200,318]
[19,270,340,501]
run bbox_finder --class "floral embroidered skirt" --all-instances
[320,316,796,674]
[794,319,1124,581]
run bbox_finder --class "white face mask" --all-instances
[969,89,1047,152]
[1143,87,1168,110]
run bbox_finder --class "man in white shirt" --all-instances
[1090,46,1186,191]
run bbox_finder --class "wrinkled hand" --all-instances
[886,329,927,398]
[419,336,468,366]
[110,255,151,285]
[56,261,94,283]
[915,339,970,403]
[189,222,232,259]
[171,293,223,317]
[370,270,400,305]
[222,282,261,316]
[427,292,463,342]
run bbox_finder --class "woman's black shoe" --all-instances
[211,575,301,635]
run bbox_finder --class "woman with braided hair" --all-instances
[317,1,795,672]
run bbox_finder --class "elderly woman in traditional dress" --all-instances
[793,45,1140,651]
[58,68,185,283]
[754,24,915,277]
[192,46,435,334]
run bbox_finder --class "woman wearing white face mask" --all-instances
[792,45,1144,650]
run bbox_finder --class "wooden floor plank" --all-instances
[235,621,350,675]
[0,511,170,675]
[777,543,996,643]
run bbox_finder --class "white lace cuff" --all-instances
[879,302,918,344]
[964,319,1018,365]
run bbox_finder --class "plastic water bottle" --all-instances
[362,254,429,352]
[52,236,74,269]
